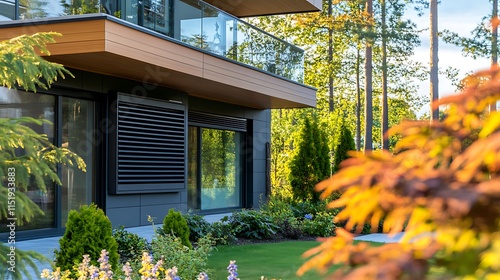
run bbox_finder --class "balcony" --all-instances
[120,0,304,83]
[0,0,317,108]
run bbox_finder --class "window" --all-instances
[188,126,243,210]
[0,88,56,231]
[61,97,95,226]
[0,0,16,20]
[0,88,96,232]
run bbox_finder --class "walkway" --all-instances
[15,213,401,279]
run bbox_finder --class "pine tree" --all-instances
[289,117,331,203]
[0,32,80,280]
[333,124,356,173]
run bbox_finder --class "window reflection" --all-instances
[61,97,95,226]
[0,0,16,20]
[188,126,242,211]
[0,88,56,232]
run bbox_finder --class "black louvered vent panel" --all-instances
[117,101,185,187]
[188,111,247,132]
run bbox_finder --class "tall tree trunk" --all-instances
[381,0,389,150]
[491,0,498,113]
[430,0,439,121]
[328,0,334,112]
[364,0,373,151]
[356,43,362,151]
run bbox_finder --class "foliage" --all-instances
[60,0,101,15]
[333,123,356,173]
[112,226,152,264]
[54,204,119,275]
[162,209,192,249]
[0,32,80,280]
[298,67,500,279]
[0,32,72,92]
[227,210,280,240]
[41,250,184,280]
[301,212,336,237]
[208,220,238,245]
[151,233,214,280]
[289,117,331,203]
[261,0,425,196]
[275,218,305,240]
[183,211,212,242]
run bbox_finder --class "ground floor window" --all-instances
[0,88,96,232]
[188,126,244,211]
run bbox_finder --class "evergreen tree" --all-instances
[289,117,330,203]
[0,32,80,280]
[54,204,119,275]
[333,124,356,173]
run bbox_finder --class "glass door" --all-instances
[188,126,243,211]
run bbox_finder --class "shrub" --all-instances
[289,117,331,203]
[261,195,295,221]
[183,211,211,242]
[276,218,304,240]
[54,204,119,274]
[112,226,151,264]
[227,210,279,240]
[290,200,328,218]
[151,234,214,280]
[301,212,336,237]
[209,220,237,245]
[162,208,192,249]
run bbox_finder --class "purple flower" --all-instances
[227,260,239,280]
[198,272,210,280]
[304,214,313,220]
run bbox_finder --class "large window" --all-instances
[61,97,95,226]
[0,89,56,231]
[0,88,96,232]
[188,126,243,211]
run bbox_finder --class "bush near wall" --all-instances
[54,204,119,275]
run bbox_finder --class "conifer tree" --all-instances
[289,117,330,203]
[333,124,356,173]
[0,32,81,280]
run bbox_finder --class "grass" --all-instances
[207,240,385,280]
[207,240,451,280]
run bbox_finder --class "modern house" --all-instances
[0,0,319,239]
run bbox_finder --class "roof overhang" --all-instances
[0,15,316,109]
[204,0,322,17]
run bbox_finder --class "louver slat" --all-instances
[109,94,186,194]
[188,111,247,132]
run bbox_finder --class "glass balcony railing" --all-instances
[1,0,304,83]
[120,0,304,83]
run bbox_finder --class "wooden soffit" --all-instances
[204,0,322,17]
[0,15,316,109]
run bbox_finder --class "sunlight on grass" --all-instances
[208,240,386,280]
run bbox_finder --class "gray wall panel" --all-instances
[140,193,181,206]
[107,207,141,227]
[106,194,141,208]
[140,204,181,225]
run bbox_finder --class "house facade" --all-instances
[0,0,319,239]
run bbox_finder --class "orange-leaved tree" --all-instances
[297,65,500,279]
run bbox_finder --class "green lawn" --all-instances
[207,240,451,280]
[207,241,335,280]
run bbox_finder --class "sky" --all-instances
[405,0,491,113]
